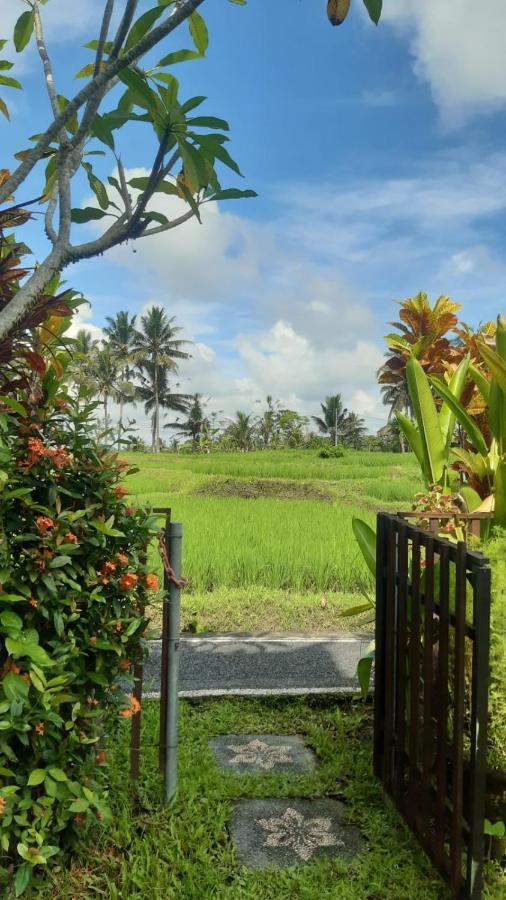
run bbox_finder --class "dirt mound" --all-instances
[194,477,334,503]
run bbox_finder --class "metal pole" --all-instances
[164,522,182,804]
[157,509,171,773]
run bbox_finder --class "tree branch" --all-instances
[33,2,60,121]
[94,0,115,77]
[0,0,205,205]
[110,0,139,58]
[44,190,58,244]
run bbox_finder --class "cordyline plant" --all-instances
[0,0,382,344]
[0,366,160,895]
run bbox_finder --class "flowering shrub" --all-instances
[0,380,159,895]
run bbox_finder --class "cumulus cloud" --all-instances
[66,302,104,342]
[380,0,506,124]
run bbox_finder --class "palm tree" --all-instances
[89,345,119,431]
[137,364,191,450]
[165,393,209,451]
[133,307,191,452]
[312,394,349,446]
[226,411,256,451]
[68,329,99,396]
[341,412,367,449]
[104,311,137,445]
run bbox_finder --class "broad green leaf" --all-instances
[71,207,108,224]
[0,74,22,90]
[57,95,78,134]
[0,610,23,630]
[469,364,491,403]
[488,316,506,451]
[484,819,506,838]
[431,376,488,456]
[48,768,67,782]
[2,673,29,702]
[210,188,257,200]
[157,48,201,67]
[13,863,31,897]
[27,769,46,786]
[478,341,506,392]
[495,460,506,528]
[0,395,27,417]
[352,517,376,576]
[188,115,229,131]
[0,97,9,120]
[340,603,373,617]
[49,555,72,569]
[14,10,34,52]
[451,448,489,481]
[439,355,470,454]
[128,176,180,196]
[83,162,109,210]
[126,6,165,50]
[69,798,89,812]
[407,356,446,484]
[189,10,208,55]
[395,411,426,479]
[119,68,162,114]
[363,0,383,24]
[178,138,209,191]
[459,485,483,513]
[213,143,242,176]
[6,637,52,667]
[357,642,375,697]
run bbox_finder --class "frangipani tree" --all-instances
[0,0,382,346]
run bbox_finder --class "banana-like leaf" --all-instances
[357,640,375,698]
[495,459,506,527]
[451,447,490,481]
[488,316,506,452]
[469,363,491,403]
[431,376,488,456]
[439,355,470,454]
[352,517,376,577]
[478,341,506,392]
[395,411,427,480]
[406,356,446,484]
[459,485,483,513]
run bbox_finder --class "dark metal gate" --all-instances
[374,513,492,899]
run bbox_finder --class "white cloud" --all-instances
[66,303,104,342]
[381,0,506,124]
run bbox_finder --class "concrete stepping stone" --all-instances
[209,734,317,774]
[229,798,363,869]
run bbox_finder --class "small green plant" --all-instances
[318,445,345,459]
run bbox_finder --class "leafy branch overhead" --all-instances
[0,0,381,343]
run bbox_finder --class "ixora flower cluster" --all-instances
[0,385,160,895]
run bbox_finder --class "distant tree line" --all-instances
[68,306,401,453]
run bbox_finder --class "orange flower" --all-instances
[99,560,116,576]
[63,532,78,544]
[27,437,46,460]
[95,751,107,765]
[125,506,134,516]
[144,574,158,593]
[0,797,5,816]
[118,659,131,672]
[114,485,128,498]
[29,598,38,608]
[73,814,83,825]
[119,695,141,719]
[114,623,122,633]
[48,447,71,468]
[34,722,45,736]
[118,573,138,591]
[116,552,128,567]
[35,515,54,534]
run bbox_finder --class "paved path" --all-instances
[144,633,373,698]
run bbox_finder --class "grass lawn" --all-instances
[41,696,506,900]
[124,449,421,633]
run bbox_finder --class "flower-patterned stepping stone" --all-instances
[209,734,317,774]
[229,798,363,869]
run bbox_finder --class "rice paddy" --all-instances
[124,449,422,632]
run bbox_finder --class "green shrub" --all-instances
[318,445,345,459]
[0,382,158,895]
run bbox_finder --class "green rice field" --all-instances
[124,449,422,633]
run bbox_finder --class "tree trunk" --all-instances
[104,394,109,431]
[153,363,159,453]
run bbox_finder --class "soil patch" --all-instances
[194,477,334,502]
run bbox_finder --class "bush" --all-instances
[487,530,506,776]
[318,445,345,459]
[0,382,159,895]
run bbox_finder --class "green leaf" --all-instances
[187,115,229,131]
[75,62,95,79]
[0,395,27,418]
[157,48,201,67]
[13,863,31,897]
[357,642,375,697]
[478,340,506,393]
[69,798,89,813]
[48,555,72,569]
[395,411,426,478]
[407,356,446,484]
[14,10,34,52]
[438,355,470,454]
[213,143,242,176]
[119,68,162,114]
[210,188,257,201]
[48,768,67,782]
[363,0,383,25]
[83,162,109,210]
[340,603,373,617]
[0,593,27,603]
[126,6,165,49]
[27,769,46,786]
[6,637,52,668]
[0,97,9,120]
[0,610,23,630]
[0,74,22,90]
[431,376,488,457]
[484,818,506,838]
[71,207,108,224]
[469,364,491,403]
[459,485,484,513]
[495,460,506,528]
[189,10,208,55]
[129,176,180,196]
[352,517,376,577]
[57,95,78,134]
[2,673,29,702]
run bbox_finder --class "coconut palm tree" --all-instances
[89,345,120,431]
[165,393,209,451]
[341,412,367,449]
[133,307,191,452]
[312,394,349,446]
[226,411,256,451]
[137,364,191,451]
[104,311,138,445]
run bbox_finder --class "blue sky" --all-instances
[3,0,506,439]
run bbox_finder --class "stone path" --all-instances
[144,632,373,697]
[209,732,363,870]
